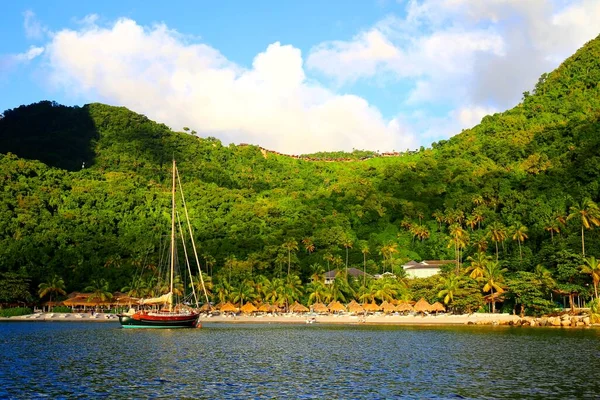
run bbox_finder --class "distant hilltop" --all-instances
[237,143,420,162]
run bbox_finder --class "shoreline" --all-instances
[0,312,562,325]
[2,312,596,328]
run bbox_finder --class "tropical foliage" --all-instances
[1,36,600,316]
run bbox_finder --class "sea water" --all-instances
[1,322,599,399]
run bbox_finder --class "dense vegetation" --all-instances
[1,35,600,316]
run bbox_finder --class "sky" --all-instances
[1,1,599,154]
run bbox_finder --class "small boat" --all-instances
[119,160,210,329]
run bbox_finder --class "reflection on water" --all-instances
[1,322,599,399]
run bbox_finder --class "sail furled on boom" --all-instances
[139,292,173,305]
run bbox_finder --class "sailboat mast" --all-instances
[170,159,176,311]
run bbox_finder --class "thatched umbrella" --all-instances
[311,302,329,313]
[363,302,381,313]
[258,303,272,313]
[431,302,446,314]
[328,301,346,313]
[219,302,238,313]
[199,303,212,312]
[395,302,414,313]
[381,301,396,314]
[347,302,365,314]
[414,298,433,314]
[290,302,309,313]
[240,302,258,314]
[268,304,280,313]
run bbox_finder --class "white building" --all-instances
[402,260,456,279]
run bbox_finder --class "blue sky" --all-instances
[1,1,599,154]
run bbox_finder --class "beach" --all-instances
[2,311,522,325]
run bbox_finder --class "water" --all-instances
[1,322,599,399]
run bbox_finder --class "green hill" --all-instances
[1,35,599,313]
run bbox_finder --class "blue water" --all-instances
[1,322,599,399]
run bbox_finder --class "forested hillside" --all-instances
[1,35,599,315]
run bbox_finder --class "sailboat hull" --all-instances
[118,312,200,328]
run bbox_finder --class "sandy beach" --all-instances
[2,311,522,326]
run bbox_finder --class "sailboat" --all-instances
[118,160,210,328]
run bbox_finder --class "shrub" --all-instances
[0,307,33,317]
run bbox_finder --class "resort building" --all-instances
[402,260,456,278]
[324,268,372,284]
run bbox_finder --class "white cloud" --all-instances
[453,105,498,129]
[23,10,46,40]
[14,46,45,62]
[307,0,600,142]
[0,46,44,76]
[43,18,416,154]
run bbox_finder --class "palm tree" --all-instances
[379,242,398,274]
[203,254,216,277]
[466,215,477,231]
[323,252,334,270]
[38,275,66,311]
[581,256,600,299]
[282,239,299,277]
[414,225,430,241]
[544,219,560,243]
[307,281,328,305]
[328,274,352,303]
[232,280,256,307]
[264,278,285,307]
[438,274,460,307]
[360,242,370,287]
[214,279,233,304]
[225,255,236,284]
[372,279,399,303]
[567,199,600,257]
[511,225,528,264]
[275,253,287,278]
[482,261,507,313]
[121,277,146,298]
[432,210,444,231]
[302,237,315,254]
[465,252,491,280]
[191,274,213,300]
[448,224,467,274]
[488,221,507,262]
[533,264,555,298]
[84,278,113,303]
[309,263,325,283]
[282,275,303,312]
[341,234,354,276]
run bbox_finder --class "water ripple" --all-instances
[1,322,599,399]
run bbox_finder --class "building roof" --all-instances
[421,260,456,265]
[402,260,456,270]
[324,268,372,279]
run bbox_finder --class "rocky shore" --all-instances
[468,314,594,327]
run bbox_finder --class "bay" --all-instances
[1,322,599,399]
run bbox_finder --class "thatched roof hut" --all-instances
[381,301,396,314]
[414,298,433,313]
[62,293,111,308]
[311,302,329,313]
[199,303,212,312]
[362,302,381,313]
[219,302,238,313]
[395,302,414,313]
[240,302,258,314]
[431,302,446,313]
[328,301,346,313]
[258,303,271,313]
[347,302,365,314]
[290,302,309,313]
